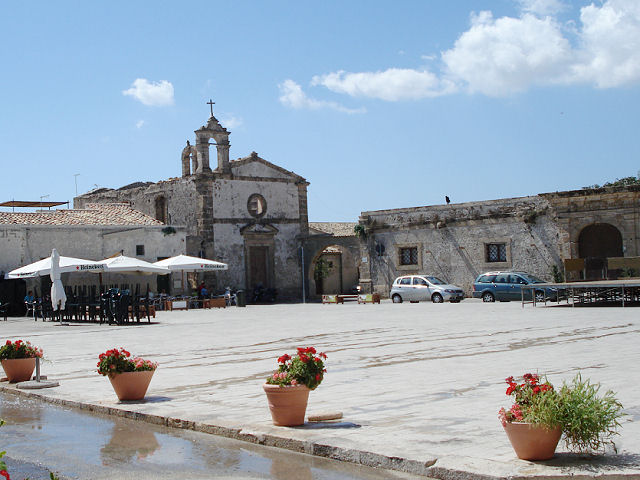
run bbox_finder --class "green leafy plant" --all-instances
[97,348,157,377]
[499,373,624,453]
[0,419,7,480]
[161,226,176,236]
[0,340,43,360]
[313,258,333,282]
[266,347,327,390]
[353,224,367,238]
[557,374,623,453]
[551,264,564,283]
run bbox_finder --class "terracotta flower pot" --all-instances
[263,384,310,426]
[502,422,562,460]
[1,358,36,383]
[108,370,155,401]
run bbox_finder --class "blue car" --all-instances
[472,271,558,302]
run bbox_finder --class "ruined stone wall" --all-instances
[542,187,640,259]
[360,196,564,296]
[75,178,199,251]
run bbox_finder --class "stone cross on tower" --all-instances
[207,99,215,117]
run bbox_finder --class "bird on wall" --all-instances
[445,196,450,204]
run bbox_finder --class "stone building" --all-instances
[76,111,310,299]
[357,185,640,296]
[0,203,186,313]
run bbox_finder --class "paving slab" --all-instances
[0,301,638,479]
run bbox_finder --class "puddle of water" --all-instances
[0,392,416,480]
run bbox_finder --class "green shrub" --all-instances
[557,374,624,453]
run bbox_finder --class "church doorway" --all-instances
[248,246,270,289]
[578,223,623,279]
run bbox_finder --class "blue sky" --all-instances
[1,0,639,221]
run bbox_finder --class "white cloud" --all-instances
[570,0,640,88]
[123,79,174,106]
[517,0,566,16]
[311,68,456,101]
[135,120,145,129]
[219,115,243,129]
[303,0,640,101]
[278,79,365,114]
[441,12,572,96]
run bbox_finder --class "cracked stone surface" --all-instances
[1,300,638,478]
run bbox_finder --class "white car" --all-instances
[390,275,465,303]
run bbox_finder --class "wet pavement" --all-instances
[0,392,415,479]
[0,301,639,478]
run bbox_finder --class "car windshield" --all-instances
[425,276,445,285]
[522,274,545,284]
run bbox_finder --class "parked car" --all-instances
[472,271,559,302]
[390,275,465,303]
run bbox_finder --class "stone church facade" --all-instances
[76,112,309,299]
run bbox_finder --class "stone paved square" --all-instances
[1,301,638,478]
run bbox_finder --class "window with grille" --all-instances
[486,243,507,262]
[399,247,418,265]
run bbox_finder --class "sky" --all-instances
[1,0,639,222]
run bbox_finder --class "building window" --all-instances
[136,245,145,256]
[486,243,507,262]
[399,247,418,265]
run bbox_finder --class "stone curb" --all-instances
[2,385,638,480]
[0,385,436,477]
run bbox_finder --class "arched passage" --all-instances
[578,223,623,258]
[578,223,624,280]
[302,236,361,300]
[309,244,359,297]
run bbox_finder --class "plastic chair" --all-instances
[25,301,36,319]
[0,303,8,321]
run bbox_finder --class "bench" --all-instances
[338,295,359,302]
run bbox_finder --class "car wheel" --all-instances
[392,294,403,304]
[534,290,545,303]
[482,292,495,303]
[432,293,444,303]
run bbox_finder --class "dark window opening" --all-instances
[486,243,507,262]
[399,247,418,265]
[136,245,145,256]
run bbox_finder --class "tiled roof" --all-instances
[309,222,357,237]
[0,203,163,226]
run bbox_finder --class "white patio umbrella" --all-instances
[99,255,170,275]
[49,249,67,311]
[153,255,228,271]
[8,255,105,278]
[153,255,227,292]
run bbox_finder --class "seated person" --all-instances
[24,291,35,304]
[199,286,209,299]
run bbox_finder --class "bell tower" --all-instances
[193,99,231,174]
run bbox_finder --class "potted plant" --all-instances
[0,340,43,383]
[499,373,623,460]
[97,347,157,401]
[263,347,327,426]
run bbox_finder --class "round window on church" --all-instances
[247,194,267,218]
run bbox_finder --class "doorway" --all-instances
[248,246,269,289]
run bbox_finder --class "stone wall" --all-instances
[0,224,186,293]
[359,196,563,296]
